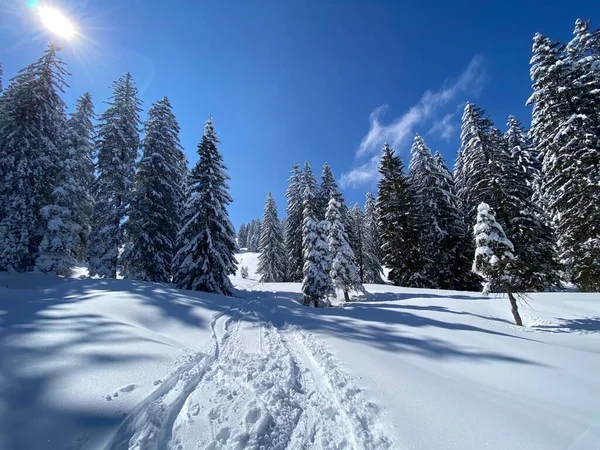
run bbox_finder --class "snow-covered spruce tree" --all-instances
[505,116,540,191]
[376,144,415,287]
[257,192,287,282]
[433,152,477,290]
[66,93,96,260]
[248,219,262,252]
[121,97,187,282]
[87,73,141,278]
[472,202,522,326]
[285,163,304,281]
[347,203,365,282]
[362,192,384,284]
[0,44,69,272]
[528,30,600,291]
[173,117,237,295]
[37,94,97,276]
[408,134,445,288]
[327,196,363,301]
[237,223,248,249]
[302,171,333,307]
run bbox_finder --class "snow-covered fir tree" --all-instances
[257,193,287,282]
[173,117,237,295]
[87,73,141,278]
[0,44,69,272]
[36,93,97,275]
[65,93,96,260]
[362,192,384,284]
[472,202,522,325]
[122,97,187,282]
[376,144,415,287]
[301,170,333,307]
[237,223,248,249]
[505,115,540,190]
[347,204,364,282]
[327,196,363,301]
[528,29,600,291]
[285,163,304,281]
[247,219,262,252]
[433,151,476,290]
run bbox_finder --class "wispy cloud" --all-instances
[429,112,457,140]
[341,55,485,188]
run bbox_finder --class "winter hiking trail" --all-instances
[105,289,392,450]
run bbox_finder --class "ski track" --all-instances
[105,292,392,450]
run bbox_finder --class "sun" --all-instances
[39,6,75,39]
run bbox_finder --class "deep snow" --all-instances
[0,252,599,449]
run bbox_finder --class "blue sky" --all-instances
[1,0,598,228]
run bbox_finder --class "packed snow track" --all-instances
[106,296,392,450]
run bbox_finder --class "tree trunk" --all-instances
[343,290,350,302]
[505,284,523,326]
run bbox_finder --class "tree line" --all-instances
[0,44,237,295]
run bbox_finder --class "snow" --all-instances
[1,252,600,449]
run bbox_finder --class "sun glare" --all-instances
[39,6,75,39]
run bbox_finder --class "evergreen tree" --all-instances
[318,163,343,221]
[66,93,96,260]
[408,134,443,288]
[88,73,141,278]
[472,202,522,325]
[347,204,365,282]
[249,219,262,252]
[122,97,187,282]
[327,196,363,301]
[362,192,384,284]
[173,117,237,295]
[238,223,248,249]
[433,152,476,290]
[528,30,600,291]
[0,44,69,271]
[285,164,304,281]
[257,193,286,282]
[302,168,333,306]
[505,115,540,190]
[376,144,414,287]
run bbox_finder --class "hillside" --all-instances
[0,252,599,449]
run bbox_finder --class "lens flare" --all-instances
[39,6,75,39]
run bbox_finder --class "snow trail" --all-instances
[106,293,392,449]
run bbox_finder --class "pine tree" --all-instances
[347,204,365,282]
[318,163,343,221]
[248,219,262,252]
[257,193,286,282]
[285,164,304,281]
[472,202,522,325]
[87,73,141,278]
[505,115,540,190]
[362,192,384,284]
[122,97,187,282]
[433,152,476,290]
[238,223,248,249]
[0,44,69,272]
[36,93,97,275]
[302,168,333,306]
[173,117,237,295]
[528,30,600,291]
[408,134,444,288]
[376,144,414,287]
[327,196,363,301]
[66,93,96,260]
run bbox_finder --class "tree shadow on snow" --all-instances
[534,317,600,333]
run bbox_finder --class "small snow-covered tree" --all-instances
[472,202,522,326]
[88,73,141,278]
[241,266,249,279]
[173,117,237,295]
[122,97,187,282]
[327,196,363,301]
[257,192,287,282]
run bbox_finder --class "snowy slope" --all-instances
[0,254,599,449]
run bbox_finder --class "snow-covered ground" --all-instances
[1,252,599,449]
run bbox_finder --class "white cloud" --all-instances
[429,112,456,140]
[341,55,484,188]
